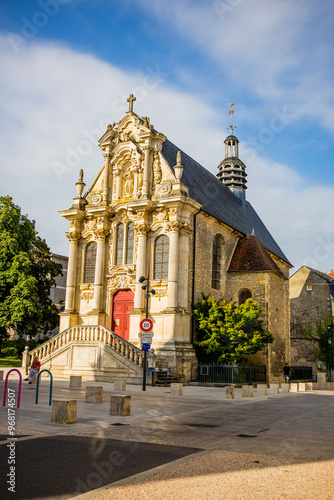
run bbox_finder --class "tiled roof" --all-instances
[227,234,286,277]
[161,138,290,265]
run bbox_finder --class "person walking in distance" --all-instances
[283,362,291,382]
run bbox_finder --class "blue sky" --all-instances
[0,0,334,273]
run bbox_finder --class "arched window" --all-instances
[126,222,134,264]
[84,242,97,283]
[239,289,252,305]
[116,223,124,265]
[212,236,222,290]
[154,235,169,280]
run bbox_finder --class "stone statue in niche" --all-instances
[124,170,134,197]
[137,167,143,198]
[153,152,162,190]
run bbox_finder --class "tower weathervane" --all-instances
[127,93,136,113]
[227,102,236,134]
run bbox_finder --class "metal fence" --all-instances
[197,363,266,384]
[290,366,313,380]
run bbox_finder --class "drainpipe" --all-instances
[191,208,202,343]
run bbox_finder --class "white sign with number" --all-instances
[140,318,153,332]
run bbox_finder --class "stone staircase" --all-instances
[24,325,145,383]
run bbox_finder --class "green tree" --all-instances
[193,295,274,363]
[0,196,62,352]
[305,316,334,373]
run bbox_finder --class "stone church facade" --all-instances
[57,96,291,383]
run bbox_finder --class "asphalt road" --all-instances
[0,436,201,500]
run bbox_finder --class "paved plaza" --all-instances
[0,378,334,499]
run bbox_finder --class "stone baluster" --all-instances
[65,231,81,312]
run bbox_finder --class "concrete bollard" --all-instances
[225,386,234,399]
[170,383,183,396]
[69,376,82,388]
[290,383,298,393]
[317,372,326,390]
[280,383,289,393]
[298,383,306,392]
[51,400,77,424]
[269,384,279,394]
[0,371,4,381]
[110,395,131,416]
[85,386,103,404]
[242,385,253,397]
[114,379,126,391]
[257,384,267,396]
[305,382,313,391]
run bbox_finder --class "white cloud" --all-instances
[0,34,333,273]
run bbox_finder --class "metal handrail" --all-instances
[2,369,22,409]
[35,369,53,406]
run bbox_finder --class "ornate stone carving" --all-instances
[69,220,76,229]
[66,231,81,242]
[91,193,103,205]
[181,223,193,234]
[83,217,97,233]
[97,217,105,225]
[107,272,136,297]
[81,292,93,303]
[135,223,150,236]
[152,152,162,189]
[121,212,130,224]
[168,221,183,233]
[158,182,172,195]
[94,229,109,240]
[123,170,134,197]
[152,208,169,223]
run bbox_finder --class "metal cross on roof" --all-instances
[227,102,236,134]
[127,93,136,113]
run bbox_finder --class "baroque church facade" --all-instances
[58,95,291,383]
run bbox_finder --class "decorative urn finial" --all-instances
[75,169,85,198]
[173,151,184,181]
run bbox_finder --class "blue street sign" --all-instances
[142,343,150,351]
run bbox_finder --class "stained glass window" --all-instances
[212,236,221,290]
[116,223,124,265]
[126,222,134,264]
[154,235,169,280]
[84,242,97,283]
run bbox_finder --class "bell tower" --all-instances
[217,104,247,204]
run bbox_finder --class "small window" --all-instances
[154,235,169,280]
[116,223,124,265]
[126,222,134,264]
[212,236,222,290]
[306,285,313,291]
[84,242,97,283]
[239,289,252,305]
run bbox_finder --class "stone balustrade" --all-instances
[26,325,144,370]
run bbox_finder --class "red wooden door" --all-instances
[112,289,134,341]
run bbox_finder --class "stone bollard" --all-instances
[325,382,333,390]
[51,400,77,424]
[289,383,298,393]
[0,371,4,381]
[305,382,313,391]
[280,383,290,393]
[69,376,82,388]
[114,379,126,391]
[110,395,131,416]
[298,383,306,392]
[257,384,267,396]
[242,385,253,397]
[269,384,279,394]
[317,372,326,390]
[85,386,103,404]
[225,386,234,399]
[31,373,38,385]
[313,382,319,390]
[170,383,183,396]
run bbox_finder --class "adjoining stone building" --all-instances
[28,96,291,383]
[290,266,334,370]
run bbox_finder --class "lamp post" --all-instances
[138,259,155,391]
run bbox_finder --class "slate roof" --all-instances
[307,267,334,298]
[228,235,286,278]
[161,138,291,265]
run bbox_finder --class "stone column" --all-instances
[167,222,181,309]
[65,232,81,311]
[142,145,152,198]
[103,152,110,203]
[92,229,108,311]
[134,224,149,310]
[114,168,121,199]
